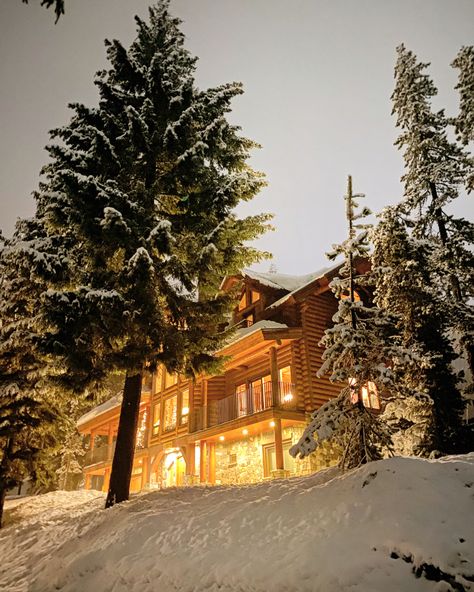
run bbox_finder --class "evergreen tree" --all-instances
[0,218,65,527]
[34,1,270,508]
[452,46,474,148]
[291,177,396,470]
[372,207,465,454]
[391,44,474,376]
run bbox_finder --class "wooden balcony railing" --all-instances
[83,443,115,467]
[189,381,296,433]
[83,435,147,468]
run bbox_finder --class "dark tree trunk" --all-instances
[105,372,142,508]
[0,436,14,528]
[0,486,6,529]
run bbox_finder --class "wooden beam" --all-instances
[208,441,216,485]
[274,418,284,471]
[186,443,195,476]
[202,380,208,429]
[199,440,207,483]
[270,346,280,407]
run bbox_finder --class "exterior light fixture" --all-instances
[283,393,293,403]
[242,429,249,436]
[219,435,225,441]
[270,421,275,427]
[181,406,189,415]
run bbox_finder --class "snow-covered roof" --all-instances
[224,320,289,348]
[76,393,122,428]
[241,267,330,292]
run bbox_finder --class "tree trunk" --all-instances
[105,372,142,508]
[0,486,6,529]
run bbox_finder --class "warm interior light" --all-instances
[242,429,249,436]
[219,435,225,441]
[270,421,275,427]
[181,406,189,416]
[283,393,293,402]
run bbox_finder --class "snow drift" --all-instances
[1,455,473,592]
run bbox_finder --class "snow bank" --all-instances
[1,455,473,592]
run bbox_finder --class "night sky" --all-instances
[0,0,472,273]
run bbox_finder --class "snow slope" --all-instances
[1,455,473,592]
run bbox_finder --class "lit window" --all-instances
[279,366,292,384]
[152,403,161,436]
[165,371,178,390]
[251,375,272,411]
[238,292,247,311]
[251,290,260,303]
[181,389,190,424]
[235,384,248,417]
[263,440,295,477]
[163,396,177,431]
[349,379,380,410]
[155,366,164,393]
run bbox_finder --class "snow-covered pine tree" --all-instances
[372,207,466,454]
[34,1,270,507]
[392,44,474,379]
[291,177,396,470]
[0,217,67,527]
[452,46,474,148]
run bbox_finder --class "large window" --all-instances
[165,371,178,390]
[155,366,164,393]
[235,383,247,417]
[180,389,190,425]
[263,440,295,477]
[152,402,161,436]
[251,375,272,411]
[163,396,177,431]
[349,379,380,410]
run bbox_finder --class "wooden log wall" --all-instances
[294,290,342,412]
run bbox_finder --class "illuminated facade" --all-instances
[77,262,370,491]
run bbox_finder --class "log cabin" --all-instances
[77,260,374,492]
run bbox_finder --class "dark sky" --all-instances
[0,0,472,274]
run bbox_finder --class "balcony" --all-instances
[189,381,296,433]
[83,436,147,468]
[83,443,115,467]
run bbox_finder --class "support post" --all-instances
[208,441,216,485]
[199,440,207,483]
[141,457,149,490]
[274,418,284,471]
[186,443,196,477]
[85,473,91,490]
[270,346,280,407]
[202,379,208,429]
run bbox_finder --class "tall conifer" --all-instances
[34,1,269,507]
[291,178,396,469]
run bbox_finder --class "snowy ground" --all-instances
[1,455,473,592]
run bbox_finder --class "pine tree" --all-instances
[0,218,65,527]
[391,44,474,377]
[34,1,270,508]
[372,207,465,454]
[452,46,474,148]
[291,177,396,470]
